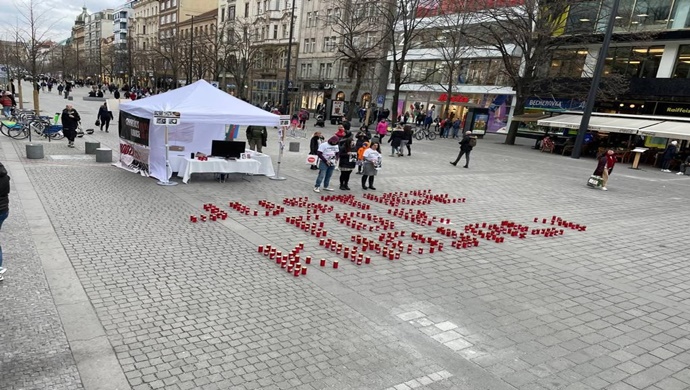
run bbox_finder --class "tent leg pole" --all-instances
[270,121,287,181]
[157,124,179,186]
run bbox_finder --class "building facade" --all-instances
[295,0,387,119]
[112,0,139,84]
[84,9,114,82]
[177,9,218,83]
[67,6,90,80]
[132,0,160,87]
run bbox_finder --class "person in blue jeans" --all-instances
[314,136,340,193]
[0,161,10,281]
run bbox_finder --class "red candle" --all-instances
[333,260,339,269]
[320,259,326,267]
[418,248,424,254]
[301,267,307,275]
[258,245,264,253]
[305,256,312,264]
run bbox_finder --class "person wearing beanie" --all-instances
[314,136,340,192]
[661,140,678,173]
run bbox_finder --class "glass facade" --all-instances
[548,49,589,77]
[672,45,690,77]
[563,0,690,32]
[603,46,663,77]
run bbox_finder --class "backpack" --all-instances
[469,137,477,147]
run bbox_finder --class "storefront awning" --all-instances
[638,121,690,140]
[537,114,662,134]
[512,113,551,122]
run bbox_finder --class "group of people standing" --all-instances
[310,123,382,192]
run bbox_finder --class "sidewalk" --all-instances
[2,82,690,390]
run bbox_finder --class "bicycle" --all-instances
[414,126,436,140]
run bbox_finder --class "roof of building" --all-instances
[75,6,88,23]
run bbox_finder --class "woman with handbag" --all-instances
[309,131,323,170]
[97,103,113,132]
[338,133,356,190]
[361,142,382,191]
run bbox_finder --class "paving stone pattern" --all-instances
[5,84,690,389]
[0,146,84,390]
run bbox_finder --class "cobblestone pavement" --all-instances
[2,83,690,390]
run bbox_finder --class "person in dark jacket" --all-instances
[309,131,323,170]
[388,125,405,156]
[246,126,267,153]
[661,140,678,172]
[61,105,81,148]
[338,134,356,190]
[403,124,413,156]
[0,162,10,281]
[450,131,474,168]
[97,103,113,132]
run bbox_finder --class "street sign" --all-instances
[376,95,385,105]
[153,111,181,126]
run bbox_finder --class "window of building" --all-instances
[672,45,690,77]
[229,6,235,20]
[323,37,329,51]
[313,11,318,27]
[301,63,307,77]
[264,0,269,11]
[160,16,164,24]
[280,51,287,68]
[564,1,599,34]
[311,38,316,52]
[307,12,312,27]
[273,25,278,39]
[172,13,176,22]
[245,3,249,17]
[257,1,261,14]
[283,23,288,38]
[548,49,588,77]
[319,63,325,78]
[605,46,663,77]
[669,0,690,29]
[326,9,332,24]
[632,0,673,30]
[143,25,146,34]
[221,7,226,22]
[325,63,333,79]
[171,0,176,6]
[303,39,309,53]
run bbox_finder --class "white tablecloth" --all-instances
[177,158,261,183]
[170,150,275,177]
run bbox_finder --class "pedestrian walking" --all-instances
[314,136,340,193]
[661,140,678,172]
[361,142,382,191]
[376,119,388,144]
[592,149,616,191]
[309,131,323,170]
[113,89,120,99]
[338,133,356,190]
[403,124,413,156]
[452,118,461,138]
[246,125,267,153]
[57,83,64,96]
[0,93,12,117]
[97,103,113,132]
[388,125,404,156]
[450,131,475,168]
[61,104,81,148]
[0,161,10,282]
[64,82,72,99]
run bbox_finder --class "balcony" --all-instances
[266,10,282,20]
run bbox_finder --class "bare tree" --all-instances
[428,7,475,119]
[221,20,261,100]
[150,32,186,90]
[11,0,61,114]
[376,0,431,123]
[327,0,389,121]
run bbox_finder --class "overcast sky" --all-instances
[0,0,124,43]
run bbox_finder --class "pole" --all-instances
[157,124,178,186]
[188,15,194,85]
[281,0,296,114]
[572,0,621,159]
[270,116,288,181]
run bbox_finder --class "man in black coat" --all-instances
[61,105,81,148]
[0,161,10,281]
[450,131,474,168]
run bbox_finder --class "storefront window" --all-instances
[632,0,674,30]
[672,45,690,77]
[549,49,588,77]
[604,46,662,77]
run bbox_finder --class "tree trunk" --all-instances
[391,67,403,124]
[346,65,364,122]
[445,72,453,119]
[33,89,40,115]
[17,80,24,110]
[504,94,525,145]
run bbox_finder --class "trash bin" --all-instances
[289,142,300,152]
[26,144,44,159]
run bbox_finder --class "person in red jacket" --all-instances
[0,93,12,117]
[593,149,616,191]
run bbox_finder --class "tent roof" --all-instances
[120,80,280,127]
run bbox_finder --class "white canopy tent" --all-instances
[119,80,280,181]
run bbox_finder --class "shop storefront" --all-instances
[299,81,334,111]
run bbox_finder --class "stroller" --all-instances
[315,115,325,127]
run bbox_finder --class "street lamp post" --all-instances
[281,0,296,114]
[186,14,195,85]
[572,0,621,159]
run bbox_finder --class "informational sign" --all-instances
[119,111,150,146]
[376,95,385,106]
[279,115,291,127]
[153,111,181,126]
[331,101,344,117]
